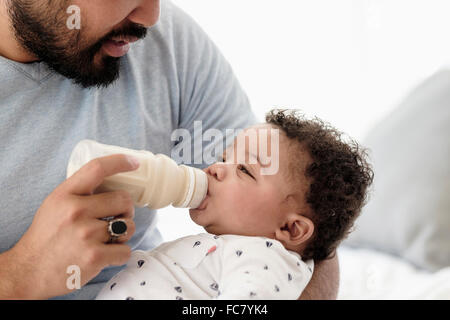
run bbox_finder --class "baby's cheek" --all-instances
[219,191,252,219]
[224,185,245,201]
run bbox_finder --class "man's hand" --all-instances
[298,253,340,300]
[0,154,139,299]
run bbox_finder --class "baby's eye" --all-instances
[238,164,255,179]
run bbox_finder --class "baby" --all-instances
[96,109,374,300]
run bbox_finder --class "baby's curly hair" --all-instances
[266,109,374,261]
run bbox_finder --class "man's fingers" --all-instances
[75,191,135,220]
[62,154,140,195]
[111,219,136,244]
[84,218,136,244]
[101,244,133,267]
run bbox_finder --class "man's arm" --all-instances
[299,253,340,300]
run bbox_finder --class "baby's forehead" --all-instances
[232,123,283,147]
[230,124,302,174]
[227,124,286,157]
[242,122,295,150]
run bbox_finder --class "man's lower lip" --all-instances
[102,40,130,57]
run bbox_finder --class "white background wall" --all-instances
[158,0,450,241]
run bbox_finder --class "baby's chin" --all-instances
[188,207,209,227]
[188,208,223,235]
[202,224,226,236]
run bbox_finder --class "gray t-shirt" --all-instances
[0,1,257,299]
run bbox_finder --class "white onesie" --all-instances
[96,233,314,300]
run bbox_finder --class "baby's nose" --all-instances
[206,163,226,181]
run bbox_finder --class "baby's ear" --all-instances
[275,215,314,248]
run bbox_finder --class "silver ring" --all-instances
[107,219,128,243]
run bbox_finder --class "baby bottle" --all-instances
[66,140,208,209]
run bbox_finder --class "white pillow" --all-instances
[344,69,450,271]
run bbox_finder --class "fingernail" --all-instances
[127,155,140,169]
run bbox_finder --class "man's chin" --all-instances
[43,53,121,89]
[75,57,121,88]
[76,72,120,89]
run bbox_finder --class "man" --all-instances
[0,0,339,299]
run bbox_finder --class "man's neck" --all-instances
[0,1,38,63]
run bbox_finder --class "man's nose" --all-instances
[206,163,227,181]
[128,0,160,27]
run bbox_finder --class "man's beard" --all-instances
[7,1,147,88]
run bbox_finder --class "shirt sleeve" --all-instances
[216,237,314,300]
[168,3,259,168]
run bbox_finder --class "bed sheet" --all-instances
[337,246,450,299]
